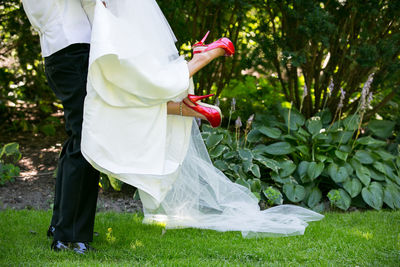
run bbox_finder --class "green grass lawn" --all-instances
[0,210,399,266]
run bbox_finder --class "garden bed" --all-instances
[0,129,141,213]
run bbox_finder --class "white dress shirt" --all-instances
[21,0,101,57]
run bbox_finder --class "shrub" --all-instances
[0,142,21,185]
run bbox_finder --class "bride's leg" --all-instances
[187,48,225,78]
[167,48,225,120]
[167,100,206,119]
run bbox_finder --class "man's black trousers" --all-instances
[45,43,99,243]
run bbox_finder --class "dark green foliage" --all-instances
[157,0,253,97]
[1,0,400,132]
[250,0,400,118]
[203,108,400,211]
[99,173,124,191]
[0,1,57,132]
[0,142,21,185]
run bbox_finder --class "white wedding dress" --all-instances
[82,0,323,237]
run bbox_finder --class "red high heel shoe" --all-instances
[187,93,215,103]
[184,94,222,128]
[193,31,235,56]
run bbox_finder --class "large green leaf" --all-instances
[368,167,385,181]
[355,136,386,147]
[383,184,400,209]
[281,108,305,131]
[367,120,395,139]
[332,131,353,144]
[374,150,395,162]
[383,163,397,181]
[355,165,371,186]
[262,142,294,155]
[339,145,352,153]
[343,162,354,176]
[315,154,329,162]
[223,151,237,160]
[253,154,280,172]
[242,160,252,173]
[342,114,360,131]
[238,149,253,162]
[258,126,282,139]
[343,177,362,198]
[210,145,228,158]
[316,109,332,125]
[350,158,362,170]
[354,150,374,164]
[361,182,383,210]
[328,163,348,183]
[206,134,224,149]
[0,142,21,162]
[335,150,349,161]
[283,183,306,202]
[328,189,351,211]
[351,158,370,186]
[306,117,322,135]
[373,162,397,181]
[250,164,261,178]
[307,187,322,208]
[297,161,310,181]
[279,160,296,177]
[271,173,293,184]
[372,161,386,174]
[307,161,324,180]
[246,129,263,143]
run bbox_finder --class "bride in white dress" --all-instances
[82,0,323,238]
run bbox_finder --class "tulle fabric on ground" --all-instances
[82,0,323,238]
[140,124,323,237]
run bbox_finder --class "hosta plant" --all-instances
[202,107,400,211]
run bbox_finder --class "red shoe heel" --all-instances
[193,31,210,48]
[193,31,235,56]
[187,94,214,103]
[184,99,222,128]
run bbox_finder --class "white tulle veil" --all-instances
[82,0,323,238]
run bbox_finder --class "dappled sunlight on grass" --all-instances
[352,229,373,240]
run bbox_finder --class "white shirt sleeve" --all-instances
[21,0,61,34]
[21,0,92,56]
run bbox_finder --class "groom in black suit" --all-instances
[21,0,106,254]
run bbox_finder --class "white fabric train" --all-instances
[82,0,323,237]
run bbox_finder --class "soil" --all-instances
[0,128,142,213]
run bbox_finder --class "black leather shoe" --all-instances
[70,242,96,255]
[47,226,55,238]
[51,240,70,252]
